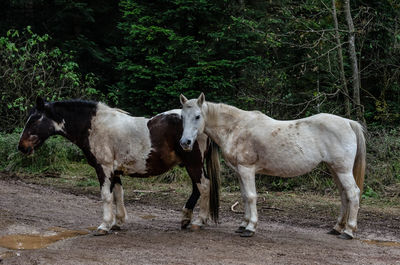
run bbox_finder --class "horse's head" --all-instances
[18,97,63,155]
[179,93,206,151]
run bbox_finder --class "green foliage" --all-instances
[362,186,378,199]
[112,0,270,115]
[76,177,99,187]
[365,128,400,195]
[0,27,99,132]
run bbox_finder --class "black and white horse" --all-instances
[18,97,220,235]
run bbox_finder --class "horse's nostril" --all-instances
[187,139,191,145]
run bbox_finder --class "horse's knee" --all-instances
[246,193,257,205]
[102,190,113,203]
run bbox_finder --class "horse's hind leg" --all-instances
[111,173,127,230]
[191,174,210,228]
[327,167,348,235]
[335,171,360,239]
[181,181,200,229]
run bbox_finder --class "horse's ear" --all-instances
[197,92,205,107]
[36,97,45,111]
[180,94,188,105]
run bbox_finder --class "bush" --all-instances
[0,26,99,132]
[365,128,400,197]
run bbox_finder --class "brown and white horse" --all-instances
[18,97,220,235]
[179,93,365,239]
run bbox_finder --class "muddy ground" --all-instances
[0,174,399,265]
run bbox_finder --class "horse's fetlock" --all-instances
[182,208,193,221]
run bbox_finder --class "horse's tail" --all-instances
[350,121,366,197]
[206,139,221,223]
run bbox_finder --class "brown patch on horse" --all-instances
[137,113,184,177]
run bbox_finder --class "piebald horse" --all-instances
[18,97,220,235]
[179,93,365,239]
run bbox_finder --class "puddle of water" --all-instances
[140,215,156,220]
[361,239,400,248]
[0,228,89,250]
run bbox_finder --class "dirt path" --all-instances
[0,179,399,265]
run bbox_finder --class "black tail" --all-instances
[206,140,221,223]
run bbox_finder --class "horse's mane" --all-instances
[49,99,133,122]
[51,99,98,109]
[205,101,247,121]
[45,99,99,124]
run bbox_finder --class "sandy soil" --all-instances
[0,177,400,265]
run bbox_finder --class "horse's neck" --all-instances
[52,102,97,146]
[203,102,243,147]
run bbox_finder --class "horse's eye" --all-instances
[195,115,200,120]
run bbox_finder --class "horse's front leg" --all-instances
[94,166,116,235]
[235,174,250,233]
[237,165,257,237]
[111,174,127,230]
[181,181,200,229]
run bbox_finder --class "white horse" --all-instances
[179,93,366,239]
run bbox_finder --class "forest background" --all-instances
[0,0,399,198]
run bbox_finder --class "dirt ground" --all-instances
[0,175,400,265]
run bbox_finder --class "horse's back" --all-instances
[230,112,359,176]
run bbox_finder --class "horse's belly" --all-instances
[257,149,322,177]
[116,158,148,175]
[259,160,319,177]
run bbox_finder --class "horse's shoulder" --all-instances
[147,112,182,145]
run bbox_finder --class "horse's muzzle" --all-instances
[180,138,193,151]
[18,144,33,155]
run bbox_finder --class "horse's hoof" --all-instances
[181,220,191,230]
[93,229,109,236]
[338,232,353,240]
[111,225,121,231]
[327,229,341,235]
[239,229,255,237]
[235,226,246,233]
[190,224,202,231]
